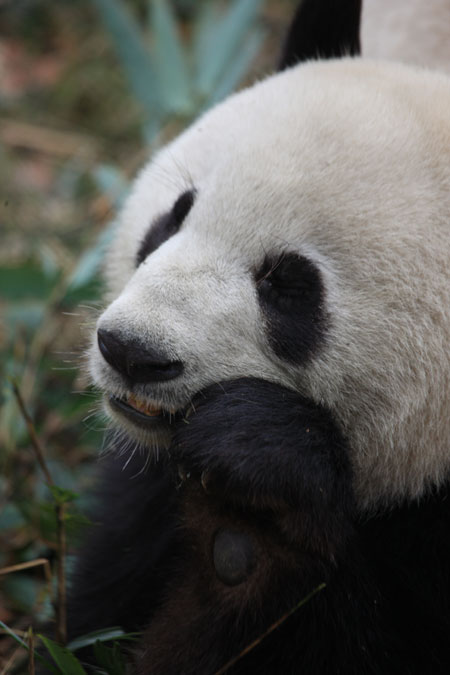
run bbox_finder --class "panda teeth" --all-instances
[126,393,165,417]
[183,404,195,420]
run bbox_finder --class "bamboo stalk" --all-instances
[55,502,67,645]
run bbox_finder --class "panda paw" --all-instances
[171,378,354,517]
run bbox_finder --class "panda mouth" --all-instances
[109,394,178,430]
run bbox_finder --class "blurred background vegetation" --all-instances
[0,0,295,671]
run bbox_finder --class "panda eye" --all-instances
[256,254,318,301]
[136,189,196,266]
[255,252,326,365]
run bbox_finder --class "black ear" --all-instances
[278,0,362,71]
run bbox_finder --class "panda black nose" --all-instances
[97,329,183,383]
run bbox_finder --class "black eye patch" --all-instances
[136,189,196,266]
[255,252,327,364]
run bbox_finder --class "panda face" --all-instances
[91,58,450,508]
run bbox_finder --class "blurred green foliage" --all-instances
[91,0,265,141]
[0,0,291,670]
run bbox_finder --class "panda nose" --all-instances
[97,329,183,383]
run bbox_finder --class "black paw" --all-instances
[171,378,354,518]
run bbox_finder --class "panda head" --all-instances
[90,0,450,510]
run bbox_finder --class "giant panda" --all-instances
[67,0,450,673]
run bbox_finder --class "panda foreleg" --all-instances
[172,377,354,556]
[66,452,181,646]
[134,378,387,674]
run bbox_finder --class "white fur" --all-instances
[91,58,450,510]
[362,0,450,74]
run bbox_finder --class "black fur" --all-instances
[256,253,328,364]
[67,457,181,643]
[279,0,362,70]
[67,379,450,674]
[136,188,196,266]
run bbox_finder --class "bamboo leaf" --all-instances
[192,2,222,89]
[67,218,118,292]
[195,0,263,96]
[39,635,88,674]
[93,640,127,675]
[68,627,140,652]
[93,165,129,210]
[149,0,193,115]
[49,485,79,505]
[207,28,264,107]
[92,0,161,117]
[0,622,59,674]
[0,620,29,650]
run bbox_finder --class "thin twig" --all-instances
[0,628,28,639]
[0,558,52,582]
[0,645,23,675]
[0,558,53,603]
[55,502,67,645]
[0,117,99,159]
[11,382,53,486]
[213,583,326,675]
[27,627,35,675]
[11,381,68,645]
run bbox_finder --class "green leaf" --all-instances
[0,501,25,530]
[3,575,40,613]
[65,246,101,292]
[39,635,88,674]
[193,2,222,83]
[0,620,28,650]
[207,27,264,107]
[64,511,93,527]
[92,0,162,117]
[0,263,57,301]
[35,459,81,502]
[93,165,129,210]
[93,641,127,675]
[4,301,46,331]
[49,485,79,505]
[195,0,263,97]
[68,627,140,652]
[38,245,60,281]
[150,0,193,115]
[66,218,118,292]
[0,621,59,674]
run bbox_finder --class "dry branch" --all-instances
[11,381,68,645]
[0,118,99,159]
